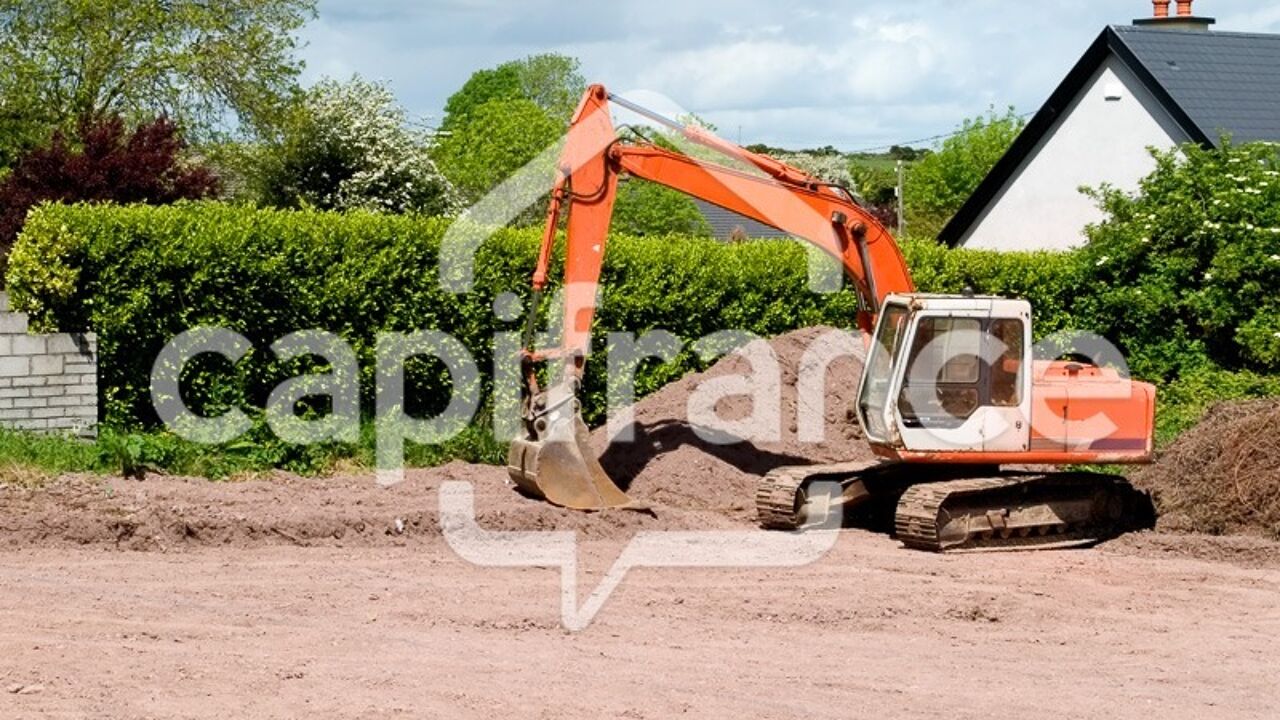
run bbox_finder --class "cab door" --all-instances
[980,314,1032,452]
[891,307,1031,453]
[892,311,989,452]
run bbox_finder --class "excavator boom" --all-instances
[508,85,912,509]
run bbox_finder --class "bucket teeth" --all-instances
[507,383,632,511]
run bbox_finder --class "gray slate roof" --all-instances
[1115,25,1280,144]
[693,199,790,240]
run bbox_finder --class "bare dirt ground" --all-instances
[1,523,1278,719]
[2,464,1278,720]
[2,327,1278,718]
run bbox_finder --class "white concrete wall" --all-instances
[0,292,98,437]
[959,55,1190,251]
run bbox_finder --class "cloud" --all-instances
[301,0,1272,149]
[1217,5,1280,32]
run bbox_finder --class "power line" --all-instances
[849,110,1036,155]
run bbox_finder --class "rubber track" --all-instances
[756,467,816,530]
[895,474,1127,552]
[755,461,883,530]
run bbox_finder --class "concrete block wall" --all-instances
[0,292,98,437]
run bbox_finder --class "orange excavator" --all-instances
[507,85,1155,551]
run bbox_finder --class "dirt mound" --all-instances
[0,326,870,550]
[0,462,735,551]
[1133,399,1280,539]
[0,470,448,551]
[591,325,872,523]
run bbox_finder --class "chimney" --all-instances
[1135,0,1216,30]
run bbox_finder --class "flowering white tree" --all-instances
[254,76,457,214]
[774,152,857,191]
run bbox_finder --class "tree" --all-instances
[1076,141,1280,379]
[0,0,316,167]
[246,76,454,215]
[440,64,520,131]
[441,54,585,130]
[904,107,1025,238]
[0,114,219,260]
[435,54,587,221]
[845,161,902,230]
[889,145,926,162]
[612,180,712,237]
[433,98,562,211]
[513,54,586,125]
[774,152,856,189]
[849,162,897,206]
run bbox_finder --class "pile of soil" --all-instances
[0,326,872,550]
[0,462,733,550]
[1133,399,1280,539]
[591,325,872,523]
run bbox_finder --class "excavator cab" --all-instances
[858,294,1034,456]
[858,293,1155,464]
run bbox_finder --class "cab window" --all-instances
[897,316,1026,429]
[898,317,982,427]
[990,319,1024,407]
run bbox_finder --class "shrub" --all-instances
[611,180,712,237]
[899,239,1080,338]
[244,76,455,215]
[1076,141,1280,381]
[1152,363,1280,444]
[8,203,1080,434]
[0,115,219,264]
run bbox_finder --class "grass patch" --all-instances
[0,417,509,482]
[0,428,103,477]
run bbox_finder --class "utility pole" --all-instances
[896,160,906,237]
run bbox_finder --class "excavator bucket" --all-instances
[506,379,633,510]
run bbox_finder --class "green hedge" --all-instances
[899,240,1080,338]
[7,202,1080,429]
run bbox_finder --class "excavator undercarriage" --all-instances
[756,462,1155,552]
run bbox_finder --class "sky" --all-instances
[298,0,1280,151]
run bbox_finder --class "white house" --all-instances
[940,0,1280,251]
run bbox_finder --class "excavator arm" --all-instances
[529,85,912,361]
[507,84,913,509]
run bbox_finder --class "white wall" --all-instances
[959,55,1189,251]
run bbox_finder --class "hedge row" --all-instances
[7,202,1081,428]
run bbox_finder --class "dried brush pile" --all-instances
[1133,399,1280,539]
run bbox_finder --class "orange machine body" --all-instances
[511,84,1156,514]
[877,362,1156,466]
